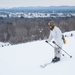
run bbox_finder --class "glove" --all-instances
[45,40,48,43]
[52,41,56,44]
[63,39,66,44]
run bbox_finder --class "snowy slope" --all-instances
[0,32,75,75]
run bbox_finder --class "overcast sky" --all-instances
[0,0,75,8]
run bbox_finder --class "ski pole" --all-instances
[52,41,72,58]
[46,41,64,56]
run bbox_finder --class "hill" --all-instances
[0,31,75,75]
[0,6,75,12]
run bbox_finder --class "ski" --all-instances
[40,62,52,68]
[40,60,61,68]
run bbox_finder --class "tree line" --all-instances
[0,17,75,44]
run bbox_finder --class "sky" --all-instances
[0,0,75,8]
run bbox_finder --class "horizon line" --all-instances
[0,5,75,9]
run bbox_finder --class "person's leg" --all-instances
[55,47,61,58]
[52,47,61,62]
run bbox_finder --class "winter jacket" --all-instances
[47,26,64,48]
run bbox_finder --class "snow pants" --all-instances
[54,47,61,58]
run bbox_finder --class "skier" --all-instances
[46,21,64,63]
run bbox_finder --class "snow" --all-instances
[63,31,75,37]
[0,31,75,75]
[0,42,10,47]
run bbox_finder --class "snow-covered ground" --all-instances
[0,31,75,75]
[64,31,75,37]
[0,42,10,47]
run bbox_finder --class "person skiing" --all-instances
[46,21,64,63]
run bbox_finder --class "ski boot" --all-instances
[52,57,60,63]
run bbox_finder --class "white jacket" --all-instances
[47,26,63,48]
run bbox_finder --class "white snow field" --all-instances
[0,31,75,75]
